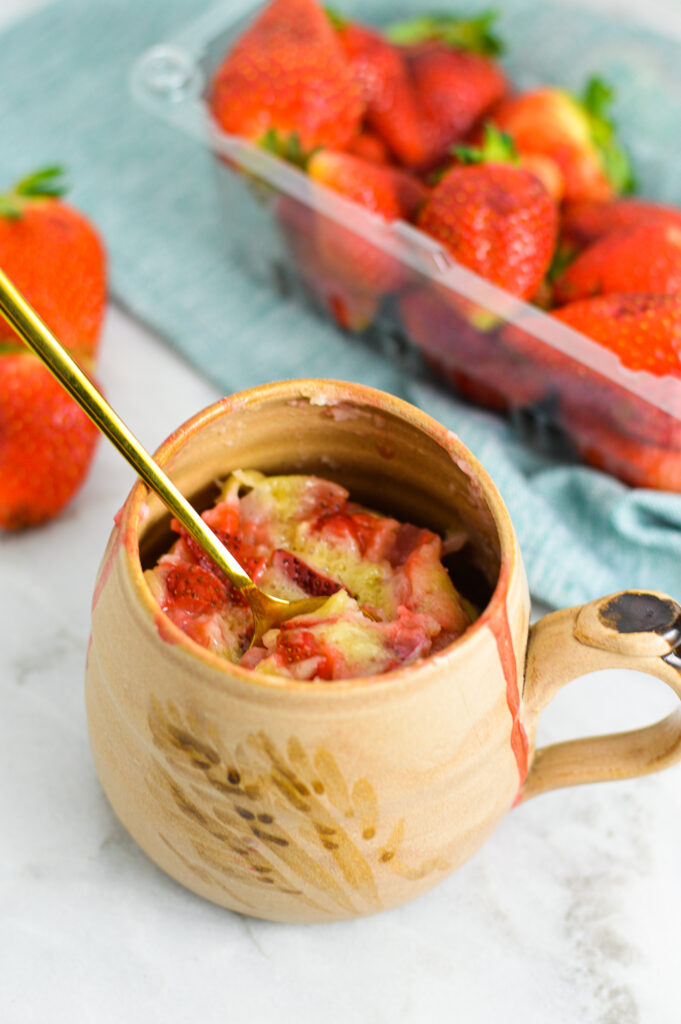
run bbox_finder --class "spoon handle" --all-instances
[0,266,252,591]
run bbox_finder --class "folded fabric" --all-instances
[0,0,679,606]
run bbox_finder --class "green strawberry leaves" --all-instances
[260,129,320,170]
[0,166,68,219]
[579,77,636,194]
[386,10,504,57]
[453,122,519,165]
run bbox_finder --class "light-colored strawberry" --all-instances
[491,78,633,203]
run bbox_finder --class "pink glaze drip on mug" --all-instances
[488,604,529,802]
[483,559,529,799]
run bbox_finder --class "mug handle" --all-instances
[520,590,681,802]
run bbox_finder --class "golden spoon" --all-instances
[0,266,328,645]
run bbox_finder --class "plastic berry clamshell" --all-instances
[132,0,681,492]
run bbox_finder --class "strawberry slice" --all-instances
[270,549,341,597]
[275,626,334,678]
[164,563,228,615]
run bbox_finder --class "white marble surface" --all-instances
[2,1,681,1022]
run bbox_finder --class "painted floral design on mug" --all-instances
[147,697,451,918]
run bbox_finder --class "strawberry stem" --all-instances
[259,129,319,170]
[324,6,348,30]
[578,78,635,194]
[452,122,518,165]
[386,10,504,57]
[0,165,68,220]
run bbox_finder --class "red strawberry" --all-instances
[307,149,428,304]
[209,0,363,152]
[334,19,430,167]
[561,197,681,251]
[0,167,106,530]
[558,413,681,492]
[0,167,106,355]
[554,222,681,304]
[553,293,681,379]
[0,353,100,529]
[550,294,681,488]
[417,131,558,300]
[388,12,506,169]
[273,193,380,331]
[499,295,681,490]
[491,78,633,203]
[345,131,391,165]
[400,286,544,411]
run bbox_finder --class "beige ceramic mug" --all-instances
[86,379,681,923]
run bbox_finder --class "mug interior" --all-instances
[132,381,505,648]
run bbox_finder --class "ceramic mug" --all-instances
[86,380,681,923]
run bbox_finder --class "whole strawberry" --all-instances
[417,128,558,299]
[334,17,429,167]
[307,149,427,313]
[554,221,681,304]
[399,286,542,412]
[555,294,681,489]
[0,353,100,529]
[491,78,633,203]
[0,166,106,529]
[500,293,681,489]
[561,197,681,251]
[209,0,363,152]
[553,293,681,380]
[390,12,507,170]
[0,167,106,354]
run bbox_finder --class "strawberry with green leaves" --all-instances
[0,167,105,529]
[490,77,633,203]
[417,126,559,300]
[209,0,364,153]
[0,167,106,355]
[553,221,681,304]
[390,11,508,170]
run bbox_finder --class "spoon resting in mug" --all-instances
[0,266,329,645]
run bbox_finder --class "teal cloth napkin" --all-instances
[1,0,680,607]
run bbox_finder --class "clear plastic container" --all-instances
[131,0,681,492]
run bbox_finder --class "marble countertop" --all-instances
[2,1,681,1022]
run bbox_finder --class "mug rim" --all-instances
[117,379,520,696]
